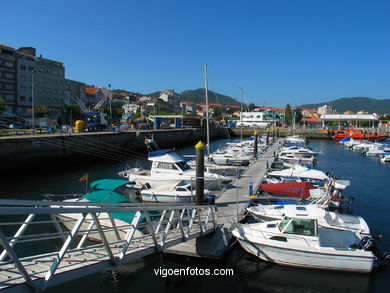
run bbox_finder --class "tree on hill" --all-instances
[285,104,292,125]
[247,103,256,111]
[295,108,303,124]
[212,107,222,120]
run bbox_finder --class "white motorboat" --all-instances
[266,165,350,190]
[232,206,377,273]
[284,135,306,144]
[279,146,320,158]
[119,149,232,189]
[362,144,385,156]
[352,142,372,152]
[344,139,361,149]
[140,181,210,203]
[209,148,251,166]
[380,154,390,163]
[278,154,316,166]
[246,204,371,235]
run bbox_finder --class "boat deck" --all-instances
[165,140,280,258]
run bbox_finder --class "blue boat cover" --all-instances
[340,136,351,142]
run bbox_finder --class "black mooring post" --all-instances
[254,131,258,159]
[195,141,205,205]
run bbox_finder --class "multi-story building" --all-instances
[317,104,333,115]
[158,89,181,113]
[237,111,276,128]
[180,101,198,115]
[64,79,87,105]
[15,50,36,117]
[16,47,65,121]
[0,44,17,114]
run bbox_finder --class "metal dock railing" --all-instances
[0,200,217,293]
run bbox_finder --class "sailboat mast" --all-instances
[204,64,210,156]
[239,87,243,143]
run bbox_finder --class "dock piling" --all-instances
[195,141,205,205]
[253,131,258,159]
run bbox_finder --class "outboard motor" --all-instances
[359,236,390,261]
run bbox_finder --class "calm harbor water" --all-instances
[2,138,389,292]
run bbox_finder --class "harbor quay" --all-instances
[0,127,327,171]
[0,128,228,171]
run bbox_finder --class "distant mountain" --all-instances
[298,97,390,114]
[180,89,241,105]
[147,88,240,106]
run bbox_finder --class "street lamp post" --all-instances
[108,84,112,123]
[31,69,35,133]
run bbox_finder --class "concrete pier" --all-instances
[165,140,280,259]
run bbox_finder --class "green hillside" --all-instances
[147,88,240,106]
[179,88,240,105]
[298,97,390,114]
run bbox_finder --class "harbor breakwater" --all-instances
[0,128,229,171]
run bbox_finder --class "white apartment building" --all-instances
[237,111,275,128]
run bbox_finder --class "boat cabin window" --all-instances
[281,217,316,236]
[175,161,191,171]
[176,187,188,192]
[270,236,287,242]
[157,162,178,170]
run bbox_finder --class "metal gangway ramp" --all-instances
[0,199,217,293]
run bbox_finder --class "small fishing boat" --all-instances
[232,206,378,273]
[246,204,371,236]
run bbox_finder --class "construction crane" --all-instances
[73,91,109,132]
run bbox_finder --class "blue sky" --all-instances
[2,0,390,107]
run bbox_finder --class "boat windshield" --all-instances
[278,217,292,232]
[282,218,317,236]
[176,161,192,171]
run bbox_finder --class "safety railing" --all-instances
[0,199,217,292]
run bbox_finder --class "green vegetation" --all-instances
[179,89,240,106]
[299,97,390,114]
[295,108,303,124]
[212,107,222,120]
[35,105,49,118]
[285,104,292,125]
